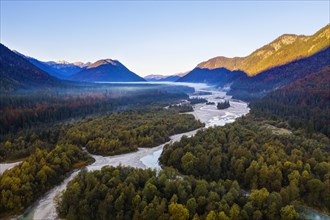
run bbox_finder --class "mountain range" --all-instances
[69,59,145,82]
[1,45,146,92]
[5,49,145,86]
[14,52,89,79]
[0,44,61,92]
[144,72,188,82]
[1,24,329,96]
[228,47,330,100]
[179,24,330,100]
[177,68,246,86]
[196,24,330,76]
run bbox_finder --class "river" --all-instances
[0,161,22,175]
[5,82,330,220]
[7,82,330,220]
[13,82,250,220]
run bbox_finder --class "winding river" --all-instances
[12,83,249,220]
[5,82,328,220]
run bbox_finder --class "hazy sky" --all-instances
[1,1,329,76]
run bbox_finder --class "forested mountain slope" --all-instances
[228,47,330,100]
[177,67,246,86]
[251,66,330,136]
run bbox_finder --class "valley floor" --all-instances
[15,83,250,220]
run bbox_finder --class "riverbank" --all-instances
[0,161,22,175]
[16,83,250,220]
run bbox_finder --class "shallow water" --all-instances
[139,87,250,168]
[20,130,201,220]
[298,207,330,220]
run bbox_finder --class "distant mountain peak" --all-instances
[49,60,91,68]
[144,74,166,80]
[87,59,121,69]
[197,56,243,70]
[73,62,91,68]
[69,58,144,82]
[55,60,71,64]
[144,71,190,82]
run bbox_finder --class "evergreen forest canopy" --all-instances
[251,66,330,136]
[58,166,299,220]
[217,101,230,110]
[0,84,207,218]
[0,84,194,162]
[61,109,204,156]
[58,63,330,219]
[0,144,94,217]
[160,115,329,214]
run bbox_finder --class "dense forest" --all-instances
[217,101,230,110]
[0,90,192,161]
[0,90,189,134]
[160,115,330,214]
[58,166,301,220]
[0,108,203,161]
[61,109,204,156]
[0,106,204,217]
[1,56,329,219]
[0,123,64,161]
[188,98,208,104]
[251,66,330,136]
[168,104,194,113]
[0,144,94,217]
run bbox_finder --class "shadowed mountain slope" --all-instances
[0,44,60,92]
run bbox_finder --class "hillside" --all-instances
[177,67,246,86]
[69,59,145,82]
[228,47,330,100]
[0,44,60,92]
[251,65,330,136]
[197,24,330,76]
[43,61,89,78]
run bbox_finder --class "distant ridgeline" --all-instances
[179,24,330,101]
[1,24,329,95]
[0,44,146,93]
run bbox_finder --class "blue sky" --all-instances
[1,1,329,76]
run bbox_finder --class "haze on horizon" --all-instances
[0,1,329,76]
